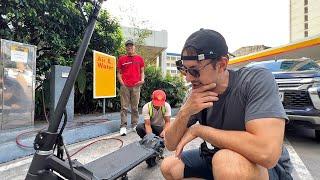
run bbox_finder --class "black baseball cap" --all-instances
[125,39,134,46]
[181,28,228,61]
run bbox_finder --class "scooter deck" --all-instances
[84,141,155,180]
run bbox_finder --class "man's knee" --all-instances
[212,149,268,180]
[160,156,172,175]
[161,156,184,180]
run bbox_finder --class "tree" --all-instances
[126,26,153,65]
[0,0,123,117]
[113,1,155,65]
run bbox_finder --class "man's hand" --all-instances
[181,83,219,116]
[135,80,144,86]
[175,124,200,158]
[160,130,165,138]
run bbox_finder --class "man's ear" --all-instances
[218,56,229,71]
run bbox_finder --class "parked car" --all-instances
[246,58,320,140]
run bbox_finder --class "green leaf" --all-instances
[76,68,86,94]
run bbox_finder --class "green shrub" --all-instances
[140,66,187,107]
[102,65,187,112]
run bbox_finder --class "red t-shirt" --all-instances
[117,55,145,87]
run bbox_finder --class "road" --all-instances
[0,124,319,180]
[285,124,320,179]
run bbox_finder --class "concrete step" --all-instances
[0,119,120,163]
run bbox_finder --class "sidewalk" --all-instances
[0,129,201,180]
[0,108,302,179]
[0,108,180,163]
[0,129,301,180]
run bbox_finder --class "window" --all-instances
[304,0,308,6]
[304,31,308,37]
[304,23,308,30]
[171,70,177,74]
[166,63,170,67]
[304,15,308,22]
[246,60,320,72]
[304,7,308,14]
[297,61,320,71]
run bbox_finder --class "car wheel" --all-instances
[315,130,320,141]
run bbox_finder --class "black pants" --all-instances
[181,149,293,180]
[136,123,163,138]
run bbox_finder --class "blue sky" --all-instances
[104,0,290,53]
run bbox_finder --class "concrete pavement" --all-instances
[0,129,306,180]
[0,109,318,179]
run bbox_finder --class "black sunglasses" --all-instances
[176,60,213,78]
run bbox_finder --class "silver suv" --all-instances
[246,58,320,140]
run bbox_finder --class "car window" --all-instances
[297,61,320,71]
[246,60,320,72]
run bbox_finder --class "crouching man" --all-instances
[160,29,293,180]
[136,89,171,167]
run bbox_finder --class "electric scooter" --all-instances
[25,1,164,179]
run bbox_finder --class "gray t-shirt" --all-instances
[188,67,292,172]
[142,101,171,127]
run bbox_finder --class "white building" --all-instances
[166,53,180,76]
[121,26,168,75]
[290,0,320,42]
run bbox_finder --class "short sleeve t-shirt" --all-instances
[142,101,171,127]
[187,67,292,173]
[117,55,144,87]
[188,67,288,128]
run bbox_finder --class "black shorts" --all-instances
[181,149,293,180]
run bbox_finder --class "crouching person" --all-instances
[136,89,171,167]
[160,29,293,180]
[136,89,171,139]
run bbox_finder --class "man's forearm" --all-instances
[140,71,145,82]
[165,110,190,151]
[163,117,171,131]
[117,72,124,85]
[194,125,282,168]
[145,124,152,134]
[163,122,170,132]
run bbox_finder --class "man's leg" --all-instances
[120,85,130,128]
[136,123,146,138]
[151,125,164,137]
[130,85,141,127]
[145,125,164,167]
[212,149,269,180]
[161,149,213,180]
[161,156,185,180]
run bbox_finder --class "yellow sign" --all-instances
[93,51,116,98]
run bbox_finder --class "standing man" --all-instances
[117,40,145,136]
[160,29,293,179]
[136,89,171,139]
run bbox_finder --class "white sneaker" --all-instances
[132,125,137,132]
[120,127,127,136]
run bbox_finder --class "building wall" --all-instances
[166,53,180,76]
[121,26,168,49]
[308,0,320,36]
[121,26,168,75]
[290,0,320,42]
[232,45,270,57]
